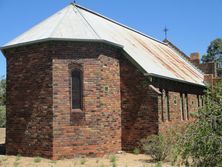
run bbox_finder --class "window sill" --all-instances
[71,109,83,113]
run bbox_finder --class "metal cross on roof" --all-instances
[163,26,169,40]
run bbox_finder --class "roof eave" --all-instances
[144,73,206,88]
[0,38,124,51]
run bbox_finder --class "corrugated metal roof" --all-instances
[1,3,205,86]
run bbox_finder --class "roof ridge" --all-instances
[74,4,167,46]
[73,4,101,39]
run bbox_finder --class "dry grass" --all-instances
[0,154,175,167]
[0,128,174,166]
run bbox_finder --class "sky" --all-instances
[0,0,222,77]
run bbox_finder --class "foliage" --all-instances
[15,154,21,161]
[112,161,117,167]
[33,156,42,163]
[0,106,6,128]
[202,38,222,63]
[13,161,19,167]
[133,148,141,155]
[109,155,117,163]
[201,38,222,76]
[0,77,6,106]
[154,161,162,167]
[141,132,174,162]
[141,126,186,163]
[176,82,222,166]
[0,77,6,128]
[80,158,86,165]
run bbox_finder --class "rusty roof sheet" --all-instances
[1,3,205,86]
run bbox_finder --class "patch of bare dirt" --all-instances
[0,153,174,167]
[0,129,174,166]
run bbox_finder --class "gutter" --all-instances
[144,73,206,88]
[0,38,124,51]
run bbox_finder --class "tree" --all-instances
[0,77,6,106]
[176,82,222,166]
[202,38,222,76]
[0,77,6,128]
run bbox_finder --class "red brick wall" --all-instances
[3,41,205,159]
[158,92,199,132]
[120,57,159,151]
[199,62,217,77]
[51,42,122,159]
[120,57,204,150]
[4,43,53,158]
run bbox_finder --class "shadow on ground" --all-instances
[0,144,5,155]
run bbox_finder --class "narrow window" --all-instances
[201,96,204,106]
[165,91,170,121]
[197,95,200,107]
[180,93,185,120]
[160,89,164,121]
[184,93,189,120]
[71,69,83,110]
[173,96,177,105]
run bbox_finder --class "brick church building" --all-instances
[1,3,206,159]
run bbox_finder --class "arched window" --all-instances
[71,69,83,110]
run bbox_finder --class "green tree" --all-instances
[176,82,222,166]
[0,77,6,128]
[201,38,222,76]
[0,77,6,106]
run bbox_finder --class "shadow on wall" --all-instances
[0,144,5,155]
[120,57,159,151]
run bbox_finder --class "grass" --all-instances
[109,155,117,163]
[3,158,7,161]
[33,156,42,163]
[0,156,9,167]
[80,158,86,165]
[71,159,78,166]
[109,155,117,167]
[99,163,105,167]
[133,148,141,155]
[49,160,57,164]
[15,154,21,161]
[112,161,117,167]
[13,161,20,167]
[1,157,7,162]
[154,161,162,167]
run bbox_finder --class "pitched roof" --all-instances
[163,39,189,60]
[1,3,205,86]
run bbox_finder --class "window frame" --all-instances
[180,93,185,120]
[165,90,170,121]
[185,93,189,120]
[160,89,164,121]
[70,66,84,111]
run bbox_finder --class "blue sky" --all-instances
[0,0,222,77]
